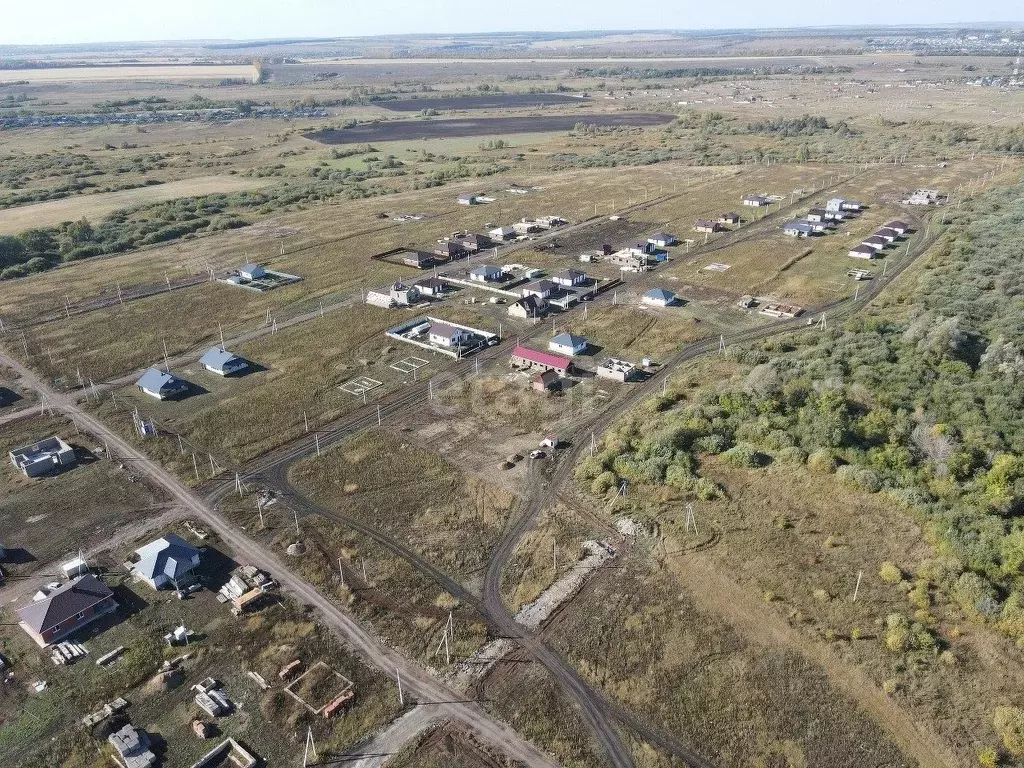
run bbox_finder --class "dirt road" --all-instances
[0,350,561,768]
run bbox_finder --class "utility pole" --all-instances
[304,411,309,432]
[853,570,863,602]
[377,405,382,426]
[315,433,321,457]
[293,508,300,537]
[396,669,404,706]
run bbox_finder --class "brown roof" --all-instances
[17,574,113,634]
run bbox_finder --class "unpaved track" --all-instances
[668,551,959,768]
[0,350,561,768]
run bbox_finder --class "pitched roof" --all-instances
[414,277,448,290]
[886,220,909,229]
[133,534,199,583]
[554,269,584,280]
[862,236,886,245]
[239,263,262,274]
[849,244,875,253]
[643,288,676,303]
[524,279,556,293]
[512,346,571,369]
[136,368,181,392]
[649,232,675,241]
[199,347,243,371]
[782,220,815,232]
[470,264,502,275]
[551,332,587,348]
[876,227,898,237]
[17,574,113,634]
[429,322,462,339]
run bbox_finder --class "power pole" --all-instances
[852,570,863,602]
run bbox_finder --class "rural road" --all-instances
[0,350,563,768]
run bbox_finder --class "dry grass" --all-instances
[9,65,257,83]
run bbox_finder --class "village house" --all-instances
[455,233,493,252]
[200,348,248,377]
[510,346,572,376]
[548,332,588,357]
[489,226,516,241]
[782,220,815,238]
[825,197,846,213]
[402,250,436,270]
[428,322,471,348]
[607,248,647,271]
[717,212,741,225]
[413,277,452,298]
[522,279,557,300]
[17,574,117,647]
[512,220,542,236]
[848,244,878,260]
[9,436,76,478]
[694,219,721,234]
[805,208,828,223]
[389,281,420,306]
[434,241,467,260]
[132,534,201,591]
[551,269,587,287]
[885,220,909,235]
[647,232,677,248]
[508,295,546,318]
[743,194,770,207]
[642,288,677,307]
[469,265,504,282]
[135,368,189,400]
[238,263,265,281]
[875,227,899,242]
[861,235,887,251]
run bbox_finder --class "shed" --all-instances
[532,370,560,392]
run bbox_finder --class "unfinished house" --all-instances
[9,436,76,477]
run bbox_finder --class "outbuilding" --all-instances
[548,332,588,357]
[136,368,188,400]
[200,348,248,377]
[532,370,560,392]
[510,346,572,376]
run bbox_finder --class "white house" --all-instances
[548,332,588,356]
[389,281,420,306]
[522,279,556,300]
[508,295,546,318]
[136,368,188,400]
[470,265,503,282]
[825,198,846,213]
[238,263,265,281]
[647,233,677,248]
[489,226,515,241]
[848,245,877,260]
[428,322,471,348]
[199,347,248,376]
[885,220,909,235]
[782,220,815,238]
[552,269,587,287]
[642,288,676,307]
[743,195,770,207]
[596,358,638,382]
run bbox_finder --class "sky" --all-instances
[0,0,1021,46]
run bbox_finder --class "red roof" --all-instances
[512,346,571,369]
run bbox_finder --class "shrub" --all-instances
[808,449,837,473]
[884,614,911,652]
[591,471,617,496]
[693,477,722,500]
[694,433,728,454]
[953,572,1000,619]
[880,561,904,584]
[978,746,998,768]
[994,706,1024,756]
[775,446,807,465]
[722,442,768,468]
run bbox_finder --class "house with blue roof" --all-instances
[135,368,189,400]
[132,533,201,591]
[548,332,588,357]
[642,288,677,307]
[782,220,816,238]
[200,347,248,377]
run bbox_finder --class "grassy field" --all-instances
[0,413,167,576]
[8,64,257,83]
[0,175,274,234]
[0,530,399,768]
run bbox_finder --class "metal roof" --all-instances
[470,264,502,275]
[512,346,571,369]
[136,368,180,392]
[199,347,243,371]
[429,322,462,339]
[17,574,113,633]
[649,232,675,241]
[644,288,676,302]
[133,534,199,584]
[551,332,587,348]
[782,220,815,232]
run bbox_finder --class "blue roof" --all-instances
[551,332,587,347]
[133,534,199,583]
[136,368,180,392]
[644,288,676,302]
[783,220,815,232]
[199,347,244,372]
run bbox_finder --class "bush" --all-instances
[722,442,768,468]
[591,471,617,496]
[808,449,837,473]
[953,572,1000,618]
[694,433,728,454]
[884,614,911,652]
[775,446,807,465]
[880,561,904,584]
[978,746,998,768]
[694,477,722,500]
[994,706,1024,756]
